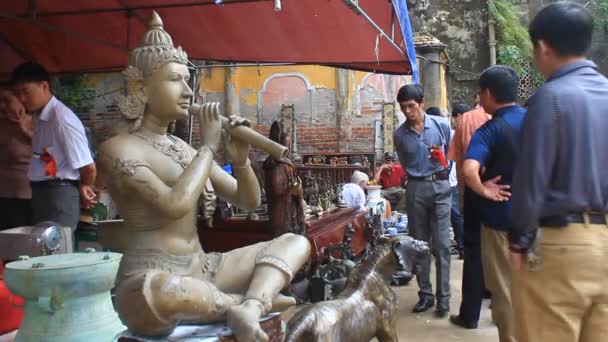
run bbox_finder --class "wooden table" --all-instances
[199,208,367,265]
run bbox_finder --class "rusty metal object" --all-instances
[365,212,384,250]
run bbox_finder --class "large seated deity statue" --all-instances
[98,12,311,341]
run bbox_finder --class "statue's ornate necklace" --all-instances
[133,131,189,169]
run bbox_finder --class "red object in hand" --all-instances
[430,145,448,168]
[40,148,57,177]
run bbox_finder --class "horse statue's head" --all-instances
[391,235,430,285]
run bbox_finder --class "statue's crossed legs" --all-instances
[115,233,311,341]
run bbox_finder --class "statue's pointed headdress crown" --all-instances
[119,12,189,131]
[127,11,188,75]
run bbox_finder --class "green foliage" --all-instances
[488,0,531,58]
[490,0,544,96]
[497,44,525,75]
[530,64,544,88]
[53,74,96,114]
[588,0,608,31]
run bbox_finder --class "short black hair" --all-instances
[10,62,50,85]
[479,65,519,104]
[384,151,397,161]
[452,103,471,117]
[529,2,593,57]
[397,84,424,103]
[426,106,442,117]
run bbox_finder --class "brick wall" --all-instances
[76,70,408,161]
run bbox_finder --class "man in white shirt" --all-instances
[341,170,369,211]
[11,62,97,231]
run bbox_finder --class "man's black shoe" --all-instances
[412,297,434,313]
[449,314,478,329]
[435,305,449,318]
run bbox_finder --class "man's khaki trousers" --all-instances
[481,225,516,342]
[511,222,608,342]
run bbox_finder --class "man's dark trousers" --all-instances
[450,186,464,254]
[457,186,485,323]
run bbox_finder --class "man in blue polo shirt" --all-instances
[394,84,452,318]
[462,65,525,342]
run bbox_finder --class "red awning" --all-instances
[0,0,413,77]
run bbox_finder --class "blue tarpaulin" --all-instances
[392,0,420,84]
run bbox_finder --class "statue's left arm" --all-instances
[210,162,260,211]
[210,123,261,210]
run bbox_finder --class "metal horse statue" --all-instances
[285,236,429,342]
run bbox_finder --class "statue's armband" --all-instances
[114,159,152,177]
[105,158,153,189]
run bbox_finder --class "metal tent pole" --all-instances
[342,0,407,58]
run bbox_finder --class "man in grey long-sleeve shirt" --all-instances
[509,3,608,341]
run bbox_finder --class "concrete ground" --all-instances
[392,257,498,341]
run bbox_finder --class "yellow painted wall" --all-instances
[199,67,226,93]
[440,64,447,110]
[200,65,338,104]
[199,63,446,111]
[199,65,375,108]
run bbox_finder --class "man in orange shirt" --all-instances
[374,151,407,212]
[449,97,492,205]
[448,97,492,329]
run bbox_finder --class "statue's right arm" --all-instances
[98,141,216,219]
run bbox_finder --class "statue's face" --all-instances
[143,62,193,121]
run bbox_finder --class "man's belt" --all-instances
[540,212,608,227]
[30,179,79,187]
[407,169,449,182]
